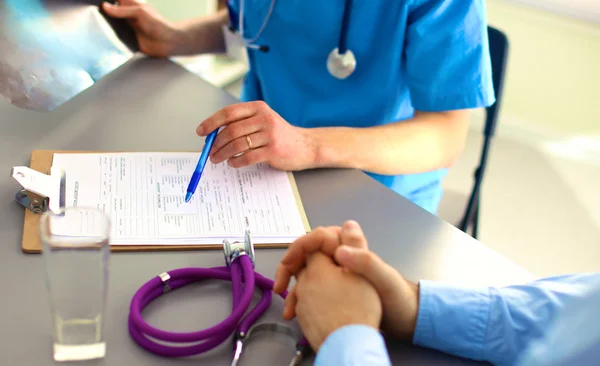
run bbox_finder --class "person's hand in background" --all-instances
[274,221,421,341]
[101,0,182,57]
[291,251,382,351]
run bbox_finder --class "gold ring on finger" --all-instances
[246,135,253,150]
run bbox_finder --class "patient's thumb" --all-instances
[335,246,395,292]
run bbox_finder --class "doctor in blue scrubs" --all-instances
[103,0,495,214]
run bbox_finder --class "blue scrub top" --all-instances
[228,0,495,214]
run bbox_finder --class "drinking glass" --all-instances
[39,207,110,361]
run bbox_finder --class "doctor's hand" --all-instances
[102,0,182,57]
[274,221,420,342]
[291,251,382,352]
[196,101,319,171]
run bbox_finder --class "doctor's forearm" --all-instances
[170,9,229,56]
[309,110,470,175]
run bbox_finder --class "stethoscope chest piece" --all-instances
[223,229,255,267]
[327,47,356,79]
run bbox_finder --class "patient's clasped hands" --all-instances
[273,221,420,351]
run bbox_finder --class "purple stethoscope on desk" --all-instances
[127,230,310,365]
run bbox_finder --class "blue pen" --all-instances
[185,129,218,203]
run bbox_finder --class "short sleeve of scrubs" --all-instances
[405,0,495,111]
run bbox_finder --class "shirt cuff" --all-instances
[315,324,392,366]
[412,280,491,361]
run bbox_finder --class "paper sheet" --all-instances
[51,152,307,245]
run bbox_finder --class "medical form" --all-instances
[51,152,307,245]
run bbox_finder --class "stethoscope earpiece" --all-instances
[247,43,270,53]
[237,0,275,54]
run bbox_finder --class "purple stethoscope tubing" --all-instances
[128,254,304,359]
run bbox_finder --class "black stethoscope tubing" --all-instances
[229,0,353,55]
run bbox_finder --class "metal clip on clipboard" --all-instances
[10,166,66,214]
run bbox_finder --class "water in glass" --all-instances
[40,207,110,361]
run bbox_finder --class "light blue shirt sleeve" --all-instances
[315,324,391,366]
[515,275,600,366]
[413,273,600,365]
[405,0,495,111]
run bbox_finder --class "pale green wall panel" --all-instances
[487,0,600,134]
[144,0,216,22]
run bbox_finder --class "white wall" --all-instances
[504,0,600,24]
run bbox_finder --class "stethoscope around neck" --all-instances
[229,0,357,79]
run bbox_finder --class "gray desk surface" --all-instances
[0,57,534,365]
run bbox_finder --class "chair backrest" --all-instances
[485,26,510,137]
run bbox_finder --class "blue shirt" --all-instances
[227,0,495,214]
[316,273,600,365]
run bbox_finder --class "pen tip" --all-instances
[185,192,193,203]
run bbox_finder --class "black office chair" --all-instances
[458,26,509,240]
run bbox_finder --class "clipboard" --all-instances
[11,150,311,254]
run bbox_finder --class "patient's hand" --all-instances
[275,221,420,341]
[290,251,382,351]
